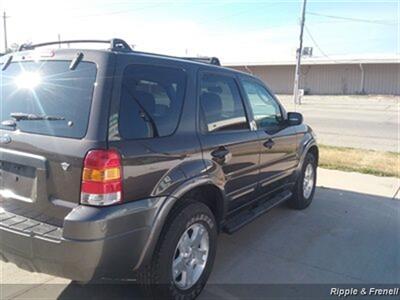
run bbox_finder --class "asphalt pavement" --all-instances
[1,169,399,299]
[278,95,399,152]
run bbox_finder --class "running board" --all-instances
[223,190,292,234]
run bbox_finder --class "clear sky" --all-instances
[1,0,398,63]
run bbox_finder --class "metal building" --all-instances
[227,58,400,95]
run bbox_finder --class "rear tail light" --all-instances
[80,149,123,206]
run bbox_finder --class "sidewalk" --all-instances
[317,168,399,199]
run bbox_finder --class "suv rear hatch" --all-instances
[0,50,113,226]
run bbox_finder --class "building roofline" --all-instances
[224,57,400,67]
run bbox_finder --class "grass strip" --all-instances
[319,144,399,178]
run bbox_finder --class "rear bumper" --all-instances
[0,197,165,282]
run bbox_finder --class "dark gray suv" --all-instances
[0,39,318,300]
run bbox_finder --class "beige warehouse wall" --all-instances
[363,64,400,95]
[231,65,294,94]
[229,63,400,95]
[301,64,361,95]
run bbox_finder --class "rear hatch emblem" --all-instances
[61,162,71,171]
[0,134,11,144]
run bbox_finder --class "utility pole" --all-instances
[58,34,61,48]
[3,11,8,53]
[293,0,307,105]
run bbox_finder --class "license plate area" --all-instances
[0,161,36,201]
[0,148,46,204]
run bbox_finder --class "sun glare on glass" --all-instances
[15,72,42,89]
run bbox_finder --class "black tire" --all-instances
[138,200,217,300]
[288,152,317,209]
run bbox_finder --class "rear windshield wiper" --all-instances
[10,112,65,121]
[1,113,66,129]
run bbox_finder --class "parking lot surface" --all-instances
[1,169,399,299]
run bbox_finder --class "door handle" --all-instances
[211,146,230,159]
[263,139,275,149]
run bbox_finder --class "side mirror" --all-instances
[287,112,303,126]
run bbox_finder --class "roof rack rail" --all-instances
[183,56,221,66]
[18,38,133,52]
[133,51,222,66]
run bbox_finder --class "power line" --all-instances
[72,3,162,18]
[304,25,330,59]
[71,1,233,19]
[303,25,346,64]
[307,11,396,26]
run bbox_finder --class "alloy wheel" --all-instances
[172,223,209,290]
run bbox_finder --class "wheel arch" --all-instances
[176,183,225,228]
[307,144,319,165]
[297,137,319,175]
[134,179,226,271]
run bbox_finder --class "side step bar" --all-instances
[223,190,292,234]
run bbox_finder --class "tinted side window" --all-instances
[119,65,186,139]
[200,73,249,133]
[242,80,282,130]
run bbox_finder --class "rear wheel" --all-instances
[139,200,217,300]
[289,152,317,209]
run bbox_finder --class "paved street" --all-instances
[278,95,399,152]
[1,169,399,299]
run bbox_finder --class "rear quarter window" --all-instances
[118,65,186,139]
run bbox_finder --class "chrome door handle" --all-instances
[211,146,230,159]
[263,139,275,149]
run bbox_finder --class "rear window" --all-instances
[118,65,186,139]
[0,60,97,138]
